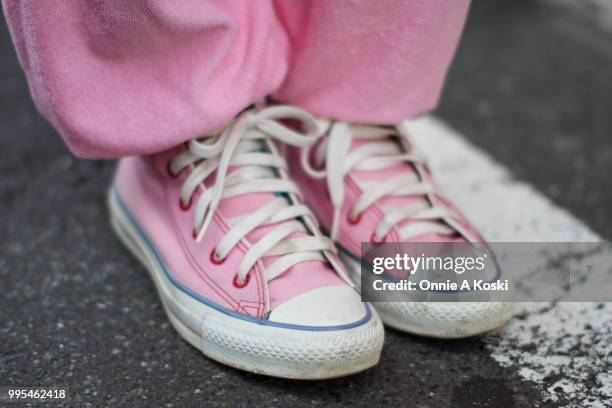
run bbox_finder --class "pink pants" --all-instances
[2,0,470,159]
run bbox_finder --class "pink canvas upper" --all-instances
[287,131,483,256]
[114,144,347,318]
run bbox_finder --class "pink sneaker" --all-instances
[108,106,383,379]
[287,117,512,338]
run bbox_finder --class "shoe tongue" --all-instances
[349,135,461,241]
[214,138,343,309]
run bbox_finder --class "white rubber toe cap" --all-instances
[268,285,367,327]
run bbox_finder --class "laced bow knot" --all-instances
[300,120,465,242]
[169,105,334,287]
[189,106,321,240]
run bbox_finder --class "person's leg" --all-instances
[1,0,289,158]
[278,0,513,338]
[272,0,471,123]
[3,1,385,376]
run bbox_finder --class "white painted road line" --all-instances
[405,116,611,407]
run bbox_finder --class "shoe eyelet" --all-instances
[233,273,250,289]
[167,161,178,178]
[370,232,387,244]
[210,248,225,265]
[347,212,362,225]
[179,197,192,211]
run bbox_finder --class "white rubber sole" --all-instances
[340,250,513,339]
[108,189,384,379]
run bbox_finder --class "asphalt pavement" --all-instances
[1,1,610,407]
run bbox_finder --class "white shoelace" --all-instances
[168,106,336,286]
[301,120,464,242]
